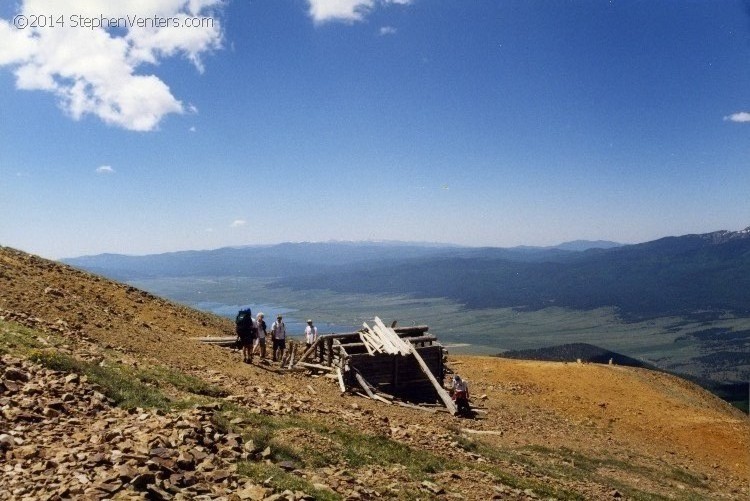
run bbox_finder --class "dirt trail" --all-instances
[2,245,749,499]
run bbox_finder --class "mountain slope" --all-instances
[61,227,750,319]
[66,229,750,320]
[274,226,750,319]
[2,245,749,499]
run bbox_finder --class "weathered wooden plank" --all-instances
[192,337,234,342]
[461,428,500,435]
[298,361,334,372]
[371,393,392,405]
[288,344,296,368]
[376,317,411,354]
[293,338,321,367]
[337,335,437,350]
[408,342,457,415]
[358,331,375,355]
[366,322,393,354]
[326,338,334,366]
[360,328,384,353]
[336,367,346,393]
[373,317,405,354]
[396,401,437,414]
[394,325,429,336]
[354,372,376,399]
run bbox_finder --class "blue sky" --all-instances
[1,0,749,259]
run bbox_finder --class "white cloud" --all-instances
[0,0,223,131]
[724,112,750,123]
[230,219,246,228]
[379,26,397,36]
[95,165,115,174]
[307,0,411,24]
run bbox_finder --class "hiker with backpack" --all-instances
[235,308,257,364]
[270,314,286,363]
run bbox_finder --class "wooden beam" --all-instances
[393,325,429,336]
[288,326,427,342]
[396,401,437,414]
[336,367,346,393]
[292,338,321,367]
[326,338,333,366]
[354,372,376,399]
[461,428,502,436]
[371,393,392,405]
[298,362,334,372]
[335,335,438,350]
[359,328,384,353]
[288,343,296,368]
[358,331,374,355]
[374,317,405,354]
[408,343,457,415]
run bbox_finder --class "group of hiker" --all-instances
[235,309,319,365]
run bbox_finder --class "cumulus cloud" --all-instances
[379,26,397,36]
[0,0,223,131]
[724,112,750,123]
[307,0,411,24]
[230,219,246,228]
[95,165,115,174]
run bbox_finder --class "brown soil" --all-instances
[1,245,748,500]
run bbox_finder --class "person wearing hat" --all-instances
[270,314,286,363]
[304,319,319,361]
[253,312,268,360]
[451,374,471,415]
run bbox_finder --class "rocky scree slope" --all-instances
[1,245,749,500]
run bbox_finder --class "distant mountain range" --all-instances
[61,239,622,280]
[62,227,750,320]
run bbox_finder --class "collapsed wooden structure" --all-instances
[292,317,457,414]
[195,317,458,414]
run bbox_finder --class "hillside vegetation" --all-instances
[2,245,749,500]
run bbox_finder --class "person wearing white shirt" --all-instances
[304,319,319,361]
[271,314,286,362]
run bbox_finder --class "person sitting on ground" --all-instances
[254,312,267,360]
[451,374,471,414]
[304,319,319,361]
[270,314,286,363]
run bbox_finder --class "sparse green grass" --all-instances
[0,319,223,411]
[504,445,708,500]
[236,462,341,501]
[133,365,228,398]
[28,349,173,409]
[216,405,582,499]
